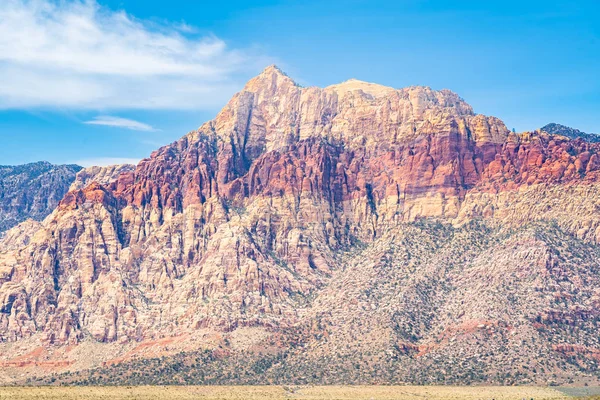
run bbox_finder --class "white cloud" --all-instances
[74,157,141,168]
[0,0,270,110]
[84,116,155,131]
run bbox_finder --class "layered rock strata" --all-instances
[1,66,600,385]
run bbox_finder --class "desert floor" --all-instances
[1,385,599,399]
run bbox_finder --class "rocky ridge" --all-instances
[541,123,600,143]
[0,162,82,233]
[1,66,600,385]
[0,162,136,235]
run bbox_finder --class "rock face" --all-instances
[2,66,600,385]
[0,162,137,234]
[69,164,136,192]
[0,162,82,233]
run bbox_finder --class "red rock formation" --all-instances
[2,66,600,385]
[479,132,600,191]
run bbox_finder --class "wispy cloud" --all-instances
[74,157,141,168]
[0,0,270,110]
[84,116,155,131]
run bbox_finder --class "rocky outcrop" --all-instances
[1,66,600,385]
[0,162,82,233]
[0,162,134,235]
[69,164,136,192]
[455,132,600,241]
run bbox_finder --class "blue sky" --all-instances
[0,0,599,166]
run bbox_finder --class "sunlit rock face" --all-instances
[2,66,600,386]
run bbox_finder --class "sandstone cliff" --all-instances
[1,66,600,385]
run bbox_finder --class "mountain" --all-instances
[1,66,600,385]
[0,163,138,235]
[541,123,600,143]
[0,162,82,233]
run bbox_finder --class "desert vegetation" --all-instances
[0,385,580,400]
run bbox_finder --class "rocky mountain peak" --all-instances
[208,68,507,173]
[242,64,298,93]
[260,64,288,76]
[325,78,397,98]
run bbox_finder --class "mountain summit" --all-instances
[1,68,600,385]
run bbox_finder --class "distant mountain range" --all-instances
[1,67,600,386]
[0,162,82,233]
[541,122,600,142]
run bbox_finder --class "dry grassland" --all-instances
[0,385,576,399]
